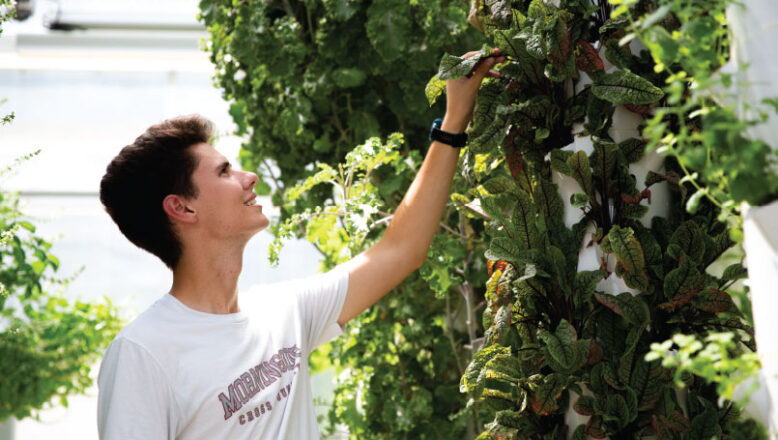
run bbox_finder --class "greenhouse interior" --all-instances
[2,0,778,439]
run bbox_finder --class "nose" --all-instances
[242,170,259,190]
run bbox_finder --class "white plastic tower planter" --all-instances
[724,0,778,436]
[741,203,778,435]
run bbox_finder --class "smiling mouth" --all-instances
[244,199,258,206]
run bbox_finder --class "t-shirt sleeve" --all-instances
[97,337,179,440]
[290,267,350,354]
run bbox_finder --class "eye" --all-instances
[220,164,230,176]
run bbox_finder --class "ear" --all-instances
[162,194,197,224]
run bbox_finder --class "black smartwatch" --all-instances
[429,117,468,148]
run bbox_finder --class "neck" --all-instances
[169,239,247,314]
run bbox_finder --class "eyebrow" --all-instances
[216,161,231,173]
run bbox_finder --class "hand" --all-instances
[442,48,506,133]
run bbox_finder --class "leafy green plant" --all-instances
[0,161,123,421]
[272,135,487,438]
[646,332,760,405]
[621,0,778,217]
[0,1,122,421]
[430,0,763,438]
[198,0,484,194]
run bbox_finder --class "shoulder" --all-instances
[112,295,175,348]
[242,267,349,306]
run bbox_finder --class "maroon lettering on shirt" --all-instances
[217,345,302,420]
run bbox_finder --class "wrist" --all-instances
[441,115,468,134]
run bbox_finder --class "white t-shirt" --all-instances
[97,268,349,440]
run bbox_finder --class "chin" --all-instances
[253,216,270,233]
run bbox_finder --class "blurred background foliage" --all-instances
[0,0,122,423]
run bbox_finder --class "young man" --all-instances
[96,49,504,439]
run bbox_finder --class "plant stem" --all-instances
[445,291,465,376]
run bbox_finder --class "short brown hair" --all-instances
[99,114,214,269]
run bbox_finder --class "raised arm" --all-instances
[337,49,505,326]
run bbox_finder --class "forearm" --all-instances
[378,117,466,267]
[336,49,504,325]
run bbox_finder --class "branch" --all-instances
[445,292,465,376]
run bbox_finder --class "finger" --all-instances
[485,70,502,79]
[471,57,498,79]
[461,50,481,59]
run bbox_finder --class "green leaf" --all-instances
[483,176,518,195]
[594,292,649,327]
[586,415,607,439]
[586,93,615,135]
[624,387,638,422]
[600,16,629,34]
[686,188,707,214]
[532,373,567,415]
[601,361,624,390]
[634,361,664,411]
[571,424,587,440]
[659,409,692,433]
[480,194,513,224]
[471,81,508,140]
[481,355,523,407]
[575,39,605,74]
[365,0,413,61]
[510,189,539,249]
[663,260,703,300]
[532,177,565,222]
[568,150,594,197]
[618,138,646,163]
[573,396,595,416]
[470,116,509,154]
[494,409,534,433]
[601,226,648,290]
[618,327,642,385]
[483,419,520,438]
[331,67,367,88]
[668,221,706,264]
[604,394,631,427]
[591,70,664,105]
[485,352,522,380]
[437,46,490,80]
[692,288,734,313]
[322,0,359,20]
[721,263,747,283]
[635,226,663,272]
[462,345,511,395]
[604,37,633,69]
[17,221,35,232]
[589,362,608,394]
[590,139,619,183]
[570,193,590,209]
[484,305,512,346]
[486,237,521,265]
[537,319,578,372]
[645,170,679,188]
[425,75,446,106]
[574,270,607,307]
[691,404,722,438]
[550,149,573,175]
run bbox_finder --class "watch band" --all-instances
[429,117,468,148]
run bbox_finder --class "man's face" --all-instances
[184,143,269,240]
